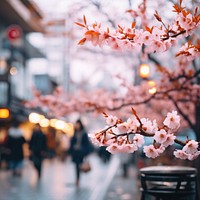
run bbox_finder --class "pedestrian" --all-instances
[97,146,112,163]
[45,127,56,159]
[69,119,94,186]
[0,128,10,169]
[6,121,26,176]
[29,123,47,179]
[56,130,70,162]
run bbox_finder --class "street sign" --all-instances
[6,25,23,46]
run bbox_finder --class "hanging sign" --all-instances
[6,25,23,46]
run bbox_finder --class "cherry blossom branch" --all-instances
[90,84,193,112]
[76,1,200,60]
[89,110,200,160]
[147,54,162,66]
[161,30,186,41]
[169,69,200,82]
[110,129,186,146]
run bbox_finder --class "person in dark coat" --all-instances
[29,124,47,179]
[0,130,9,169]
[6,122,26,176]
[69,119,93,186]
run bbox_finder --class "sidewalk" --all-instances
[0,154,120,200]
[103,163,141,200]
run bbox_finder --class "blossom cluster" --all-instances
[76,2,200,61]
[174,140,200,160]
[89,110,200,160]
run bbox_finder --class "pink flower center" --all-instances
[170,117,174,122]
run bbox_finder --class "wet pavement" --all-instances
[0,154,142,200]
[104,164,141,200]
[0,154,121,200]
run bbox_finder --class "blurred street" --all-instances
[104,165,141,200]
[0,153,142,200]
[0,154,116,200]
[0,153,141,200]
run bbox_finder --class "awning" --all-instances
[0,0,44,33]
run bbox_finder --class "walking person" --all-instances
[69,119,93,186]
[56,130,70,162]
[29,124,47,179]
[46,127,56,159]
[6,121,26,176]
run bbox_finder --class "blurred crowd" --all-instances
[0,121,68,178]
[0,119,113,185]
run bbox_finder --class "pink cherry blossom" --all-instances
[143,145,159,158]
[164,38,177,49]
[106,143,137,154]
[117,123,129,133]
[150,39,167,53]
[111,127,121,135]
[141,118,155,133]
[182,140,199,154]
[133,134,145,147]
[133,29,144,45]
[117,39,133,52]
[151,26,165,40]
[178,43,200,62]
[162,134,176,147]
[177,12,196,35]
[174,150,188,160]
[106,115,118,126]
[103,132,116,146]
[76,3,200,60]
[156,145,165,154]
[126,117,140,133]
[141,31,154,46]
[163,110,180,130]
[154,129,167,144]
[85,30,101,46]
[88,133,103,146]
[187,47,200,61]
[152,120,158,132]
[89,130,115,147]
[107,37,121,50]
[188,151,200,160]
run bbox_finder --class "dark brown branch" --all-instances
[170,69,200,82]
[174,138,186,146]
[95,85,191,112]
[108,128,187,146]
[162,30,186,41]
[147,54,162,66]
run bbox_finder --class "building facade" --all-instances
[0,0,44,124]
